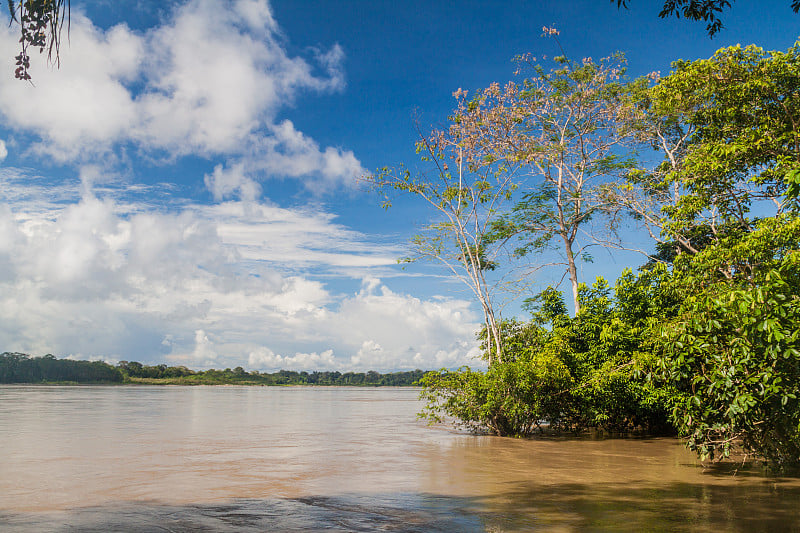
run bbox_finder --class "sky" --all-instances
[0,0,797,372]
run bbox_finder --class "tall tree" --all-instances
[487,44,639,315]
[629,41,800,467]
[373,83,526,364]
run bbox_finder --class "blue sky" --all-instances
[0,0,797,371]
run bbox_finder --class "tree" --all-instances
[374,83,527,364]
[0,352,123,382]
[486,43,639,315]
[615,42,800,267]
[416,39,800,470]
[627,41,800,469]
[613,1,800,37]
[660,238,800,468]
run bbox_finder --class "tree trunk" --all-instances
[481,303,503,365]
[563,233,580,315]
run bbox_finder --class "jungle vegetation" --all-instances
[386,40,800,471]
[0,352,124,383]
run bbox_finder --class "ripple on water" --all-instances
[0,494,487,533]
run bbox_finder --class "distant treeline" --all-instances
[0,353,425,386]
[0,352,124,383]
[118,360,425,386]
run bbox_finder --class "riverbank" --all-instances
[121,376,423,386]
[1,352,426,386]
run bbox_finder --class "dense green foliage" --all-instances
[0,352,123,383]
[644,42,800,468]
[660,250,800,467]
[420,266,679,437]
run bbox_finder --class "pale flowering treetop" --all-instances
[446,48,645,315]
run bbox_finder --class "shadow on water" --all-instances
[696,459,800,479]
[2,482,800,533]
[479,480,800,532]
[0,494,484,533]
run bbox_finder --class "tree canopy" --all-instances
[0,353,426,386]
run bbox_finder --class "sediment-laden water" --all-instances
[1,385,798,531]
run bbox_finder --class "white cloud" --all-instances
[314,44,346,91]
[352,339,384,367]
[233,0,279,34]
[0,204,22,281]
[0,175,480,370]
[191,329,218,365]
[0,18,142,161]
[240,119,363,187]
[204,163,261,202]
[0,0,363,185]
[0,0,479,371]
[249,348,337,371]
[327,278,482,370]
[0,140,7,161]
[202,201,399,272]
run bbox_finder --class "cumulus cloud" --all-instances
[0,204,22,281]
[250,120,363,185]
[352,339,385,367]
[328,278,482,370]
[0,1,480,371]
[0,19,142,161]
[191,329,218,365]
[0,175,480,370]
[204,163,262,202]
[0,0,363,186]
[249,347,338,371]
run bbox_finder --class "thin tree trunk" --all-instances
[478,299,502,365]
[555,179,581,316]
[486,307,502,365]
[563,234,580,315]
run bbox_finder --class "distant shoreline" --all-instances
[2,381,423,387]
[1,352,428,386]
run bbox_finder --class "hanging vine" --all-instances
[8,0,70,81]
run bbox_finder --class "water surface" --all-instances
[1,385,798,531]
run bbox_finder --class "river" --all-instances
[1,385,799,531]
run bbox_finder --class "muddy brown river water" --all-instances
[1,385,799,531]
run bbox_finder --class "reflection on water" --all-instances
[1,385,799,531]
